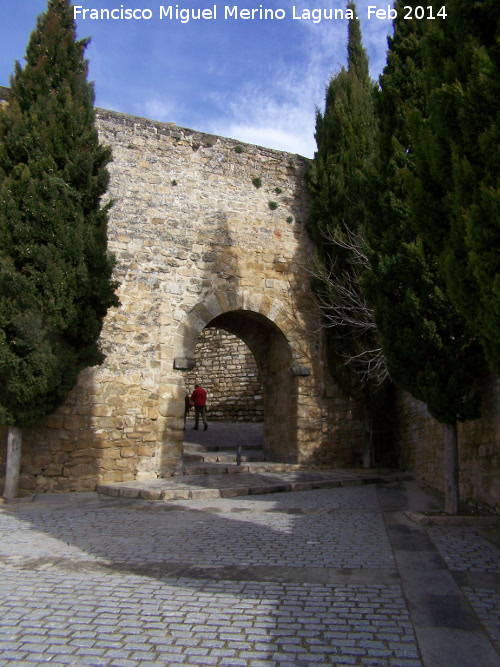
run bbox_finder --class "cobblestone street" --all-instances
[1,482,499,666]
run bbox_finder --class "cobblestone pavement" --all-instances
[425,525,500,652]
[1,482,499,666]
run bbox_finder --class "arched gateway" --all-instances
[0,109,365,494]
[170,294,309,468]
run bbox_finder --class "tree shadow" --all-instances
[0,485,419,664]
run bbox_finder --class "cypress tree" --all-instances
[363,1,486,513]
[0,0,118,497]
[307,4,375,256]
[306,4,383,467]
[408,0,500,374]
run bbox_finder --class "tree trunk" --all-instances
[362,381,373,469]
[3,426,22,500]
[444,421,459,515]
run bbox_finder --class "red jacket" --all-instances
[191,386,207,407]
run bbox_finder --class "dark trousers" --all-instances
[194,406,207,428]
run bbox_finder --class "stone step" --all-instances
[180,461,334,476]
[97,469,416,502]
[184,442,264,453]
[183,451,265,464]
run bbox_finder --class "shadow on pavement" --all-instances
[0,482,430,665]
[3,482,498,665]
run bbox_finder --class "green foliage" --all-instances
[407,0,500,374]
[306,2,376,251]
[171,179,178,186]
[274,187,282,194]
[363,0,485,425]
[268,201,278,210]
[252,176,262,189]
[305,3,379,396]
[234,145,244,154]
[0,0,119,427]
[286,216,293,224]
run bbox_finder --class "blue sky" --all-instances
[0,1,394,157]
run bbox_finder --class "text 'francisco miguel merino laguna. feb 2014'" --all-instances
[73,5,448,24]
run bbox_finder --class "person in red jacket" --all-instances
[191,384,208,431]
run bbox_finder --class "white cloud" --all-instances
[207,31,335,156]
[140,99,175,123]
[210,81,319,157]
[86,1,393,157]
[208,1,392,157]
[221,122,316,158]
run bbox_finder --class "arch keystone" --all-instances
[204,294,225,318]
[246,292,263,313]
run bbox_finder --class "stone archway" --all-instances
[170,296,301,463]
[160,287,323,474]
[185,328,264,422]
[0,110,369,495]
[203,310,297,461]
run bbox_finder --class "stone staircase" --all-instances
[97,415,415,501]
[183,442,265,465]
[182,420,266,472]
[183,420,265,475]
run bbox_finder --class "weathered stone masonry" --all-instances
[395,374,500,510]
[0,108,365,494]
[0,101,498,509]
[185,329,264,422]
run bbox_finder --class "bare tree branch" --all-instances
[304,223,388,385]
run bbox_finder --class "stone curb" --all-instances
[0,495,36,506]
[95,471,414,501]
[2,471,415,504]
[405,510,500,526]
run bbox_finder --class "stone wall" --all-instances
[185,329,263,422]
[0,98,498,508]
[395,373,500,511]
[0,108,366,495]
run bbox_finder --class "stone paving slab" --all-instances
[1,482,499,666]
[406,510,500,527]
[0,567,422,667]
[96,468,415,502]
[183,421,265,452]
